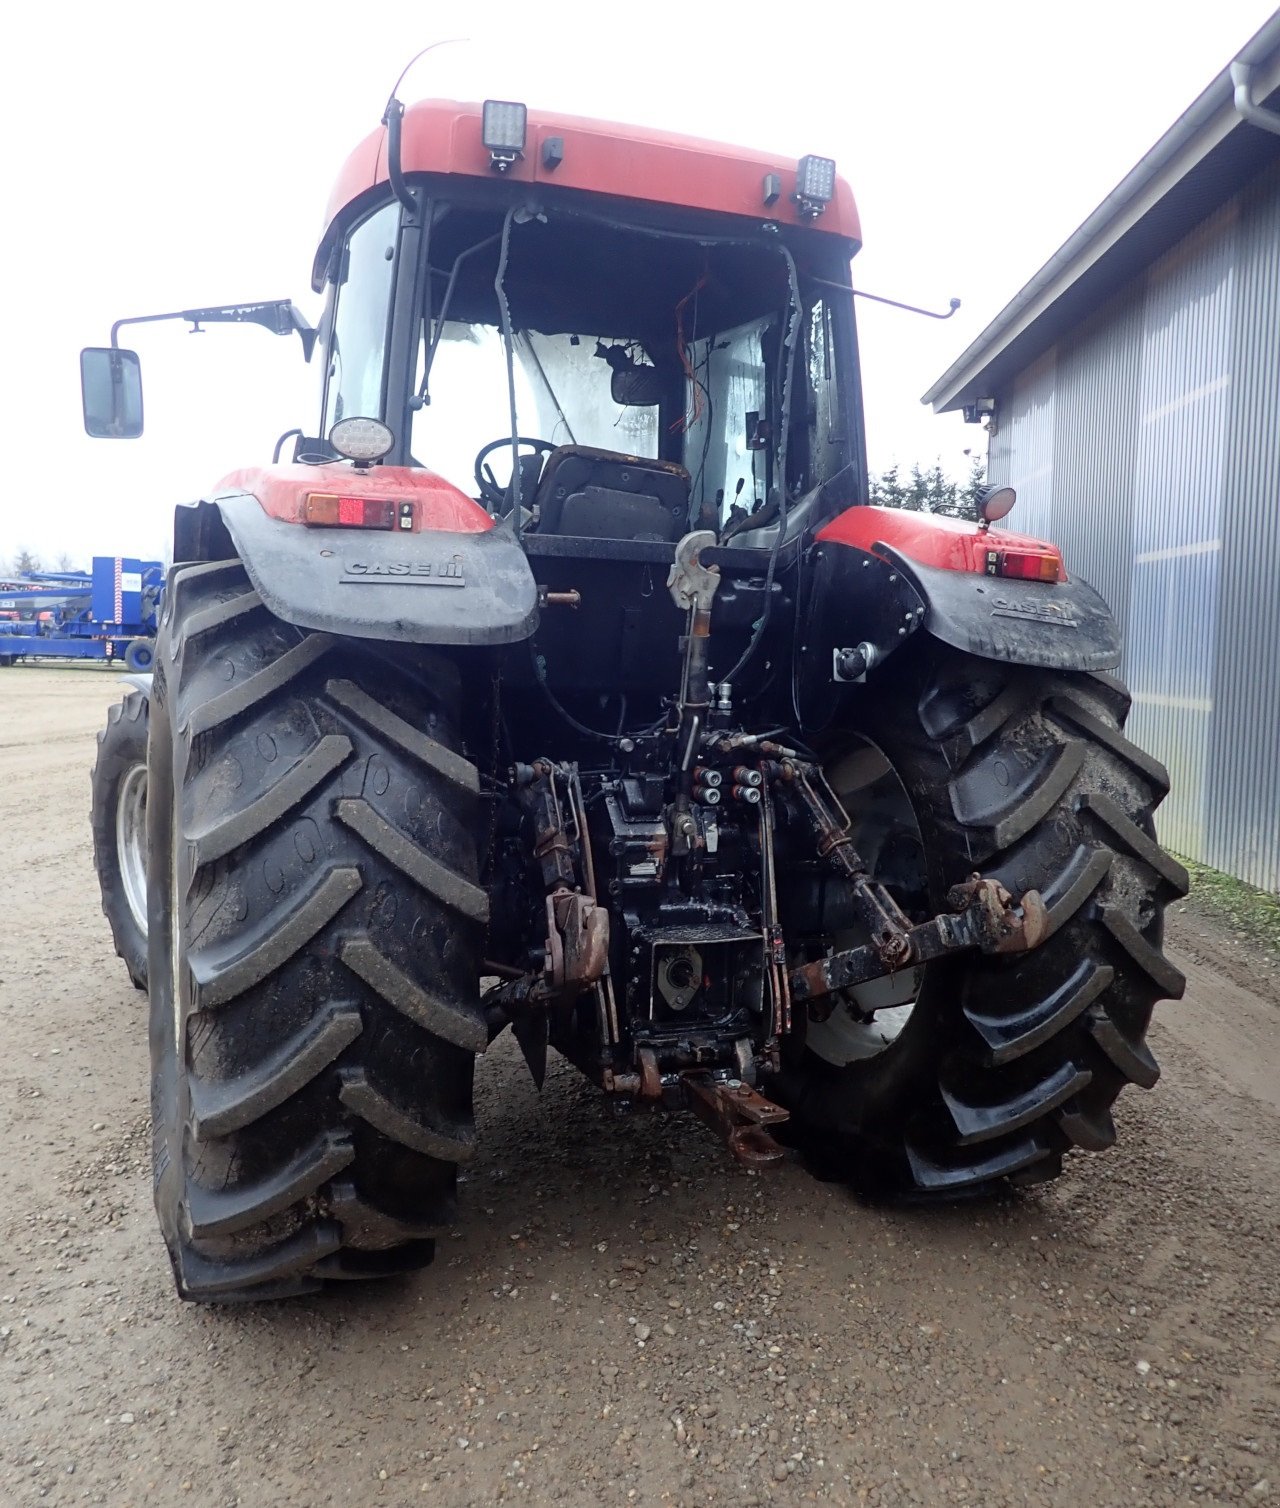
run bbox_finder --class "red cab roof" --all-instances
[316,99,859,287]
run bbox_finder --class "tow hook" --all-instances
[682,1075,790,1168]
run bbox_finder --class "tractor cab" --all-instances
[310,99,867,549]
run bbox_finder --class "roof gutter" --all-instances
[922,12,1280,412]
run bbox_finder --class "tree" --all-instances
[869,456,986,520]
[13,548,41,575]
[55,552,77,572]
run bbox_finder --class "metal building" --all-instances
[923,15,1280,893]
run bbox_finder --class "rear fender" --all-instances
[172,464,539,647]
[811,506,1120,673]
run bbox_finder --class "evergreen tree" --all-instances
[868,457,985,519]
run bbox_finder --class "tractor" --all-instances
[85,94,1186,1303]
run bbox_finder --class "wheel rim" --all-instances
[803,739,927,1067]
[115,762,149,936]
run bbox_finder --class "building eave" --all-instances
[923,13,1280,414]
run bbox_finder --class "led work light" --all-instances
[794,155,836,218]
[482,100,528,171]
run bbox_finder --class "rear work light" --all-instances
[794,155,836,218]
[304,494,413,530]
[482,99,527,172]
[983,547,1063,583]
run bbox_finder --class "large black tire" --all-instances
[779,641,1188,1199]
[148,560,486,1302]
[90,689,150,990]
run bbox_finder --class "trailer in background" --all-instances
[0,557,163,669]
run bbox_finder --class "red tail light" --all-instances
[983,547,1063,583]
[304,494,413,530]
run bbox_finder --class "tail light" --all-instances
[983,547,1063,583]
[304,494,413,530]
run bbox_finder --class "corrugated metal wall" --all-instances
[1207,165,1280,890]
[987,160,1280,891]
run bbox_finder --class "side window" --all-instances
[805,298,845,483]
[684,317,772,522]
[322,200,400,434]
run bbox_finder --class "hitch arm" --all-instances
[789,874,1049,1005]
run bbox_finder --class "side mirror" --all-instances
[80,347,144,439]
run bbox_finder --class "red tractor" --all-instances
[85,96,1185,1303]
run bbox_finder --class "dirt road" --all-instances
[2,667,1276,1507]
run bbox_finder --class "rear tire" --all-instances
[90,689,150,990]
[778,640,1188,1199]
[148,560,486,1302]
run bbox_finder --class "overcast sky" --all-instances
[4,0,1275,567]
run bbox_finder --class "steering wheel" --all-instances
[473,436,558,511]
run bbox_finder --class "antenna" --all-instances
[380,39,470,211]
[383,38,469,118]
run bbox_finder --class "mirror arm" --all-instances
[110,301,318,357]
[110,310,185,348]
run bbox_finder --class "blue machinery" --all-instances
[0,557,162,668]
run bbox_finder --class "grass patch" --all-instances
[1172,855,1280,956]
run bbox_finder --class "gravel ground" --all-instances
[1,666,1276,1507]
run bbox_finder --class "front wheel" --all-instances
[90,689,150,990]
[778,642,1188,1198]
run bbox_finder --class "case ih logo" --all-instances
[341,559,465,587]
[990,597,1078,628]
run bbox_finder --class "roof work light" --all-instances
[482,100,528,171]
[794,155,836,218]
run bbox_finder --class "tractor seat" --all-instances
[533,446,691,542]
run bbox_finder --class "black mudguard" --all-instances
[881,545,1121,670]
[174,495,539,647]
[796,539,1121,727]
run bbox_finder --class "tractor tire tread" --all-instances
[184,633,334,736]
[326,677,480,795]
[190,734,354,865]
[178,587,264,646]
[185,1132,355,1239]
[189,867,363,1009]
[188,1001,363,1137]
[1048,691,1171,796]
[176,1223,342,1302]
[339,937,488,1052]
[784,645,1183,1203]
[149,560,482,1302]
[1078,793,1189,895]
[338,1068,477,1162]
[940,1059,1091,1145]
[335,797,489,923]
